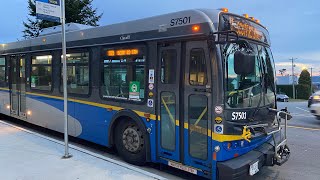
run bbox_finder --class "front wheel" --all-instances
[115,120,147,165]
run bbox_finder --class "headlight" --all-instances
[314,95,320,100]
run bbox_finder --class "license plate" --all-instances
[168,161,197,175]
[249,161,259,176]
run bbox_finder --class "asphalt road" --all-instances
[3,101,320,180]
[252,101,320,180]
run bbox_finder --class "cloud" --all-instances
[274,51,320,62]
[273,51,320,76]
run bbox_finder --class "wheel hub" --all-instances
[122,126,143,153]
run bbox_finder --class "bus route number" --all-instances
[170,16,191,27]
[232,112,247,120]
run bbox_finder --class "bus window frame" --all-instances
[99,43,148,105]
[58,48,92,98]
[29,52,54,93]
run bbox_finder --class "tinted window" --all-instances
[0,57,7,87]
[101,47,146,101]
[161,50,177,84]
[189,49,207,86]
[31,55,52,91]
[60,52,89,95]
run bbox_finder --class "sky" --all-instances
[0,0,319,76]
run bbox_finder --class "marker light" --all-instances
[243,14,249,18]
[192,25,200,32]
[220,8,229,13]
[6,105,10,109]
[255,19,260,23]
[27,110,32,115]
[249,17,255,21]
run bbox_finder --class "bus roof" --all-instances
[0,9,268,54]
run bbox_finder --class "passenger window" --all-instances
[60,52,89,95]
[101,47,146,101]
[0,57,7,87]
[31,55,52,91]
[189,49,207,86]
[161,50,177,84]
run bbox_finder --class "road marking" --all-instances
[290,113,314,118]
[296,107,310,113]
[288,125,320,131]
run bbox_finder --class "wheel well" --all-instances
[108,110,151,162]
[109,116,130,147]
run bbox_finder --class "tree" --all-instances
[23,0,102,39]
[297,69,311,99]
[298,69,311,86]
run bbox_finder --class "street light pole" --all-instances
[60,0,71,159]
[310,67,313,94]
[290,58,297,99]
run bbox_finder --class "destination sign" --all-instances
[219,14,270,45]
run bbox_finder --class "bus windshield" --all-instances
[223,42,276,108]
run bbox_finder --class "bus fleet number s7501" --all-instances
[232,112,247,120]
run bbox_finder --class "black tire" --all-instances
[115,119,147,165]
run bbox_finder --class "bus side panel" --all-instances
[0,90,10,116]
[23,92,158,163]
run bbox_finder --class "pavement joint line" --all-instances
[295,107,310,113]
[288,125,320,131]
[0,120,166,180]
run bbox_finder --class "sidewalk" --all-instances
[0,120,165,180]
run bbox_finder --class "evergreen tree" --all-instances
[297,69,311,99]
[23,0,102,39]
[298,69,311,86]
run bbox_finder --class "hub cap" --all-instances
[122,126,143,153]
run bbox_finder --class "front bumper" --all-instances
[217,142,275,180]
[310,103,320,116]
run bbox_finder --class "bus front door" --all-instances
[157,42,182,162]
[157,41,212,173]
[9,55,26,118]
[183,41,212,171]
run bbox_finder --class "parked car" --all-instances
[308,91,320,107]
[276,93,289,102]
[310,103,320,120]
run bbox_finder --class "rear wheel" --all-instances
[115,119,146,165]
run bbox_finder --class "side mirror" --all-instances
[234,51,255,75]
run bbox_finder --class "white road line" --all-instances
[290,114,314,118]
[0,120,166,180]
[296,107,310,113]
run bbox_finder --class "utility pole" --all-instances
[290,58,297,99]
[60,0,71,159]
[310,67,313,94]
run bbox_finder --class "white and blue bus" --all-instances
[0,8,290,179]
